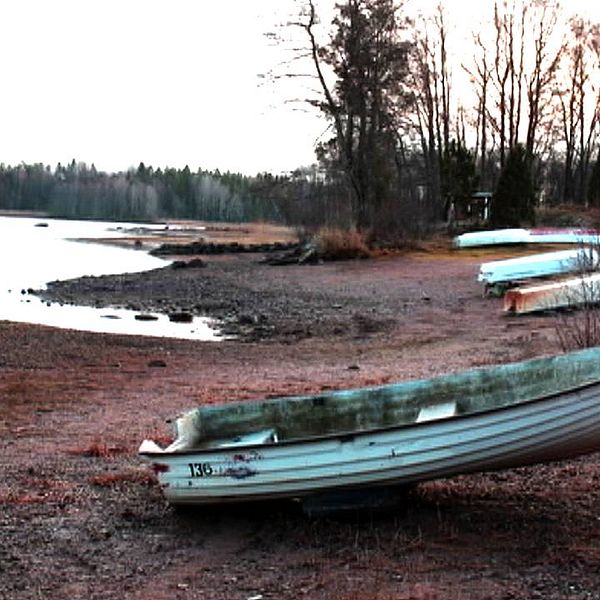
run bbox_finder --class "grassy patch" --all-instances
[314,228,372,260]
[67,441,130,458]
[90,469,156,488]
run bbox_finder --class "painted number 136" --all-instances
[188,463,213,477]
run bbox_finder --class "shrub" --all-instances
[555,240,600,351]
[314,227,372,260]
[490,144,536,227]
[588,154,600,207]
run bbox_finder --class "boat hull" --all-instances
[478,249,593,285]
[504,273,600,313]
[455,227,600,248]
[142,382,600,505]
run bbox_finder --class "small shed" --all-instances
[450,191,492,224]
[470,191,492,222]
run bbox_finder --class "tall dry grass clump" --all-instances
[555,240,600,351]
[314,227,372,260]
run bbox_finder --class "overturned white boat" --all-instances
[140,348,600,506]
[504,273,600,314]
[455,228,600,248]
[479,248,597,285]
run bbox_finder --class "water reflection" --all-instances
[0,216,221,340]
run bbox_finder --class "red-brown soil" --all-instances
[1,244,599,600]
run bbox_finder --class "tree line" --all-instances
[0,158,369,230]
[285,0,600,239]
[0,160,293,223]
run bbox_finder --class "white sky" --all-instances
[1,0,599,176]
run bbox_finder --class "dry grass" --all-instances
[95,220,299,252]
[67,441,130,458]
[314,227,372,260]
[554,241,600,351]
[536,204,600,229]
[90,469,156,488]
[0,478,78,506]
[201,221,298,245]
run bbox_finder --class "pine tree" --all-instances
[490,144,536,227]
[588,155,600,207]
[441,140,477,219]
[303,0,410,237]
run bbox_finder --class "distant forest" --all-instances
[0,160,316,224]
[0,159,363,230]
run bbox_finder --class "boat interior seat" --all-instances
[416,401,458,423]
[215,428,279,448]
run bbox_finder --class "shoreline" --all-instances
[3,245,599,600]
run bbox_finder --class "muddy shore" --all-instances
[2,245,599,600]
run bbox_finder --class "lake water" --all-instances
[0,215,221,340]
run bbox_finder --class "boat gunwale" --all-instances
[139,377,600,458]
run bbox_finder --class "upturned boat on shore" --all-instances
[478,248,596,286]
[503,273,600,314]
[139,348,600,507]
[455,227,600,248]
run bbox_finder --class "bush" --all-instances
[490,144,536,227]
[555,241,600,351]
[588,155,600,207]
[314,227,372,260]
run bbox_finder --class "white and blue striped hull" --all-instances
[141,383,600,505]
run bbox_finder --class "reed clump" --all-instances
[314,227,372,261]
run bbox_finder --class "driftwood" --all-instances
[151,237,322,266]
[151,241,297,257]
[260,243,320,266]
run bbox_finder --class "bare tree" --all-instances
[555,18,600,203]
[435,5,451,159]
[525,2,564,157]
[492,1,511,167]
[487,0,527,167]
[407,3,453,221]
[409,25,442,217]
[464,32,492,188]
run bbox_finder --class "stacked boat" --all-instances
[456,228,600,314]
[455,227,600,249]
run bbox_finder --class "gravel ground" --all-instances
[1,246,599,600]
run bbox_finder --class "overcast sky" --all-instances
[1,0,599,176]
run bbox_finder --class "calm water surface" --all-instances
[0,215,220,340]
